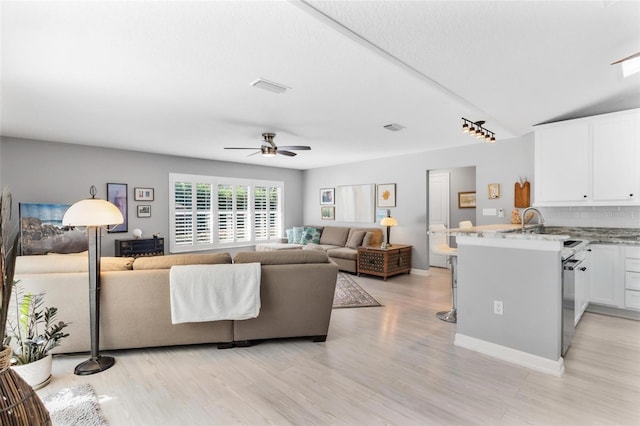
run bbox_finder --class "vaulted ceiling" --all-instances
[2,1,639,170]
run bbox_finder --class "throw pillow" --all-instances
[346,230,367,249]
[299,227,322,245]
[285,228,294,243]
[292,227,305,244]
[362,231,375,247]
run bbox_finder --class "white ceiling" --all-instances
[2,1,639,170]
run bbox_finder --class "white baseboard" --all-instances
[410,268,429,276]
[454,333,565,377]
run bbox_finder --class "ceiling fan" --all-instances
[224,133,311,157]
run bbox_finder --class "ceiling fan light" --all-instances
[462,123,469,133]
[261,146,277,157]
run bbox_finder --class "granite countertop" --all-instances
[431,224,640,246]
[533,226,640,246]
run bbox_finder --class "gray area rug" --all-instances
[42,383,108,426]
[333,272,382,308]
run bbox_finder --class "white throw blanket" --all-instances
[169,263,261,324]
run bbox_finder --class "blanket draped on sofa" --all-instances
[169,263,261,323]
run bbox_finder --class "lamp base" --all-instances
[74,355,115,376]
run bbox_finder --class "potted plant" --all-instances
[5,282,70,388]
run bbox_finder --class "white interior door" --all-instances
[428,171,450,268]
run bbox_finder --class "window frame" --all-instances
[169,173,284,253]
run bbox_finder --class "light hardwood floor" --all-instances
[38,268,640,425]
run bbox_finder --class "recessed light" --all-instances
[250,78,290,94]
[384,123,405,131]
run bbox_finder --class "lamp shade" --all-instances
[63,198,124,227]
[380,217,398,227]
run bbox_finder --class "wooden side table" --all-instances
[357,244,412,281]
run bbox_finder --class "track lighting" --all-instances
[461,118,495,143]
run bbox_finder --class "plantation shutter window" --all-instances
[169,173,284,253]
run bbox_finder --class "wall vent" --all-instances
[384,123,405,131]
[250,78,290,94]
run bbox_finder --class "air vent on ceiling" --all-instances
[250,78,290,94]
[384,123,405,131]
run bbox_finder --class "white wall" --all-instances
[1,137,305,256]
[303,133,536,270]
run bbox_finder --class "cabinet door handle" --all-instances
[579,267,587,272]
[583,195,587,198]
[630,194,634,197]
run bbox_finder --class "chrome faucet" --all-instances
[521,207,545,232]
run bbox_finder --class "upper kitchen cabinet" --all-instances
[534,108,640,206]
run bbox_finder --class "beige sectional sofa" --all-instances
[281,226,384,273]
[13,250,338,354]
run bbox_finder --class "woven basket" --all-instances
[0,346,51,425]
[0,345,12,371]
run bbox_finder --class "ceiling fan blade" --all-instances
[277,145,311,151]
[277,150,297,157]
[247,151,261,157]
[224,147,261,150]
[611,51,640,65]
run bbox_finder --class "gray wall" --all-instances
[303,133,535,269]
[457,241,562,361]
[1,137,304,256]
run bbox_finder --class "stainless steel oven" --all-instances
[562,255,584,356]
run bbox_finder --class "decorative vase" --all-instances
[12,354,53,390]
[0,345,51,425]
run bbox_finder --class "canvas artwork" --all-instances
[19,203,88,255]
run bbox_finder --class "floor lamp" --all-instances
[63,185,123,375]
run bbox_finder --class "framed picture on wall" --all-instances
[377,183,396,207]
[488,183,500,199]
[107,183,128,233]
[320,188,334,205]
[321,206,335,220]
[458,192,476,208]
[137,205,151,218]
[134,187,154,201]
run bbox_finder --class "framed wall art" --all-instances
[320,188,334,205]
[321,206,335,220]
[377,183,396,207]
[19,202,88,255]
[458,192,476,208]
[107,183,128,233]
[488,183,500,199]
[137,205,151,218]
[134,187,154,201]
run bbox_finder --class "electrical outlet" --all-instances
[493,300,504,315]
[498,208,504,218]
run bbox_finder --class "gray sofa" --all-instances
[12,250,338,354]
[292,226,384,273]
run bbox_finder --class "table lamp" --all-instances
[379,210,398,247]
[63,185,123,375]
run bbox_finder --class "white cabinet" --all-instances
[534,109,640,206]
[592,112,640,202]
[589,244,624,308]
[625,247,640,311]
[534,121,590,203]
[574,248,590,325]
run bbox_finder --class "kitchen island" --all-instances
[453,235,566,376]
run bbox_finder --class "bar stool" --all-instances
[429,224,458,323]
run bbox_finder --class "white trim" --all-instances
[456,235,562,252]
[409,268,429,276]
[454,333,565,377]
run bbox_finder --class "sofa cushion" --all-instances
[285,228,295,243]
[351,228,383,246]
[234,250,329,265]
[299,227,322,245]
[133,253,232,270]
[362,231,375,247]
[346,230,367,249]
[292,227,305,245]
[319,226,350,246]
[15,254,135,274]
[326,247,358,261]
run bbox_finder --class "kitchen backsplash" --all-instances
[540,206,640,228]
